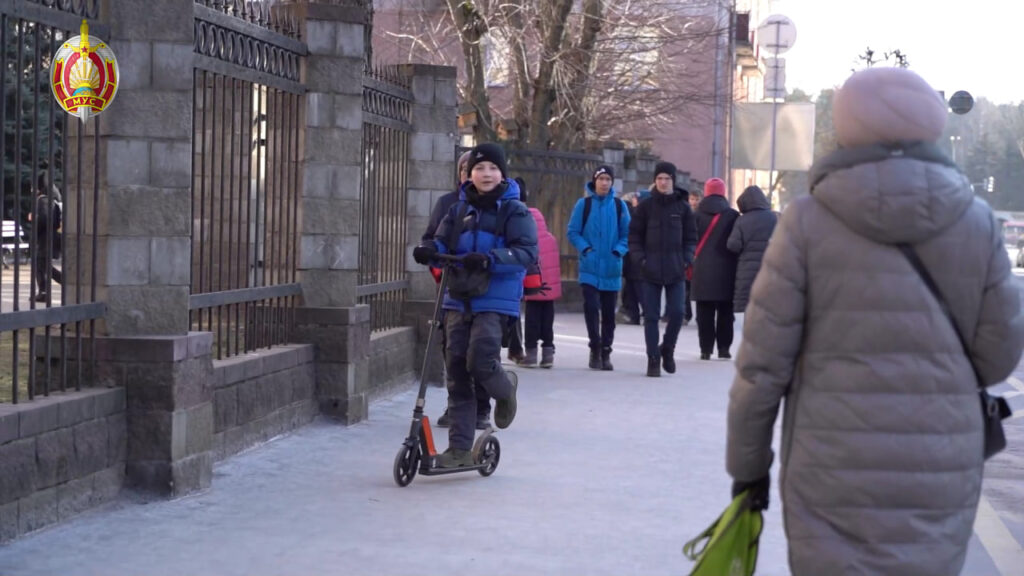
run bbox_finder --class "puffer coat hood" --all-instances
[727,186,776,311]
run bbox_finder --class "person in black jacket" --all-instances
[29,171,63,303]
[691,178,739,360]
[726,185,777,313]
[627,162,697,377]
[616,192,645,326]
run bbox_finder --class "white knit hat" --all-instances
[833,67,947,148]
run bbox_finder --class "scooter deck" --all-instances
[418,463,490,476]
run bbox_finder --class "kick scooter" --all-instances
[393,253,501,487]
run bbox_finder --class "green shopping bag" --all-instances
[682,490,764,576]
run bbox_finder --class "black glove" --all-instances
[524,282,550,296]
[412,244,437,265]
[731,476,770,511]
[462,252,491,271]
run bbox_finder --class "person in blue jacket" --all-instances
[412,143,538,468]
[567,165,630,371]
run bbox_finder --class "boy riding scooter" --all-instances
[412,143,538,468]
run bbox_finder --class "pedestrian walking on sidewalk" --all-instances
[567,165,630,371]
[726,185,777,313]
[516,179,562,368]
[616,192,645,326]
[691,178,739,360]
[628,162,697,377]
[413,143,538,468]
[684,188,702,326]
[29,172,63,303]
[423,151,492,430]
[726,67,1024,576]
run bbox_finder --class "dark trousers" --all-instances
[620,278,645,323]
[34,256,62,295]
[524,300,555,349]
[441,311,489,418]
[684,280,694,322]
[696,301,735,355]
[643,281,684,357]
[504,315,524,356]
[581,283,617,349]
[445,311,516,450]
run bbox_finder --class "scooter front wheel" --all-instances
[476,436,500,477]
[393,444,420,487]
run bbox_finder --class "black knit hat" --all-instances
[654,161,677,185]
[467,143,508,179]
[592,165,615,183]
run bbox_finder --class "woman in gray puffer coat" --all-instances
[726,185,776,312]
[726,67,1024,576]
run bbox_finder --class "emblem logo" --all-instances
[51,20,119,123]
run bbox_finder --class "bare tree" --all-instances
[375,0,731,150]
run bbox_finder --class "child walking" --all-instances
[514,180,562,368]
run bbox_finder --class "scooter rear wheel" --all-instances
[476,436,500,477]
[393,444,420,487]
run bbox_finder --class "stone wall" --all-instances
[212,345,317,461]
[0,388,126,543]
[367,327,418,400]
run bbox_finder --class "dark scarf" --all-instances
[465,181,506,211]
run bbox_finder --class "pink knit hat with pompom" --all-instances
[833,67,947,148]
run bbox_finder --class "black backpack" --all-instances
[581,196,624,229]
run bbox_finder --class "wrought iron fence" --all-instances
[190,0,305,360]
[358,64,411,332]
[0,0,106,403]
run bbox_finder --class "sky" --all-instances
[767,0,1024,104]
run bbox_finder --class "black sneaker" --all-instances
[718,351,732,360]
[588,348,601,370]
[436,409,451,427]
[494,372,517,429]
[476,414,491,430]
[660,343,676,374]
[435,448,474,468]
[700,353,711,361]
[647,356,661,377]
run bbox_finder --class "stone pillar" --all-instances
[65,0,214,495]
[289,2,372,422]
[403,64,457,387]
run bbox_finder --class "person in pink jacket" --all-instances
[515,180,562,368]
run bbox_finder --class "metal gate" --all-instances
[189,0,305,359]
[0,0,106,403]
[357,65,412,332]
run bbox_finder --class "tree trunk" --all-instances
[502,1,531,148]
[446,0,496,143]
[527,0,573,148]
[552,0,602,151]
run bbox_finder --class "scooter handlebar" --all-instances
[433,252,464,263]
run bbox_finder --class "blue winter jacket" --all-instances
[433,179,538,317]
[567,183,631,291]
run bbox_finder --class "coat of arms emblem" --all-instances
[51,20,119,123]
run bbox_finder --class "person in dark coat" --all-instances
[684,188,702,325]
[726,185,777,312]
[29,171,63,303]
[627,161,697,377]
[616,192,645,326]
[691,177,739,360]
